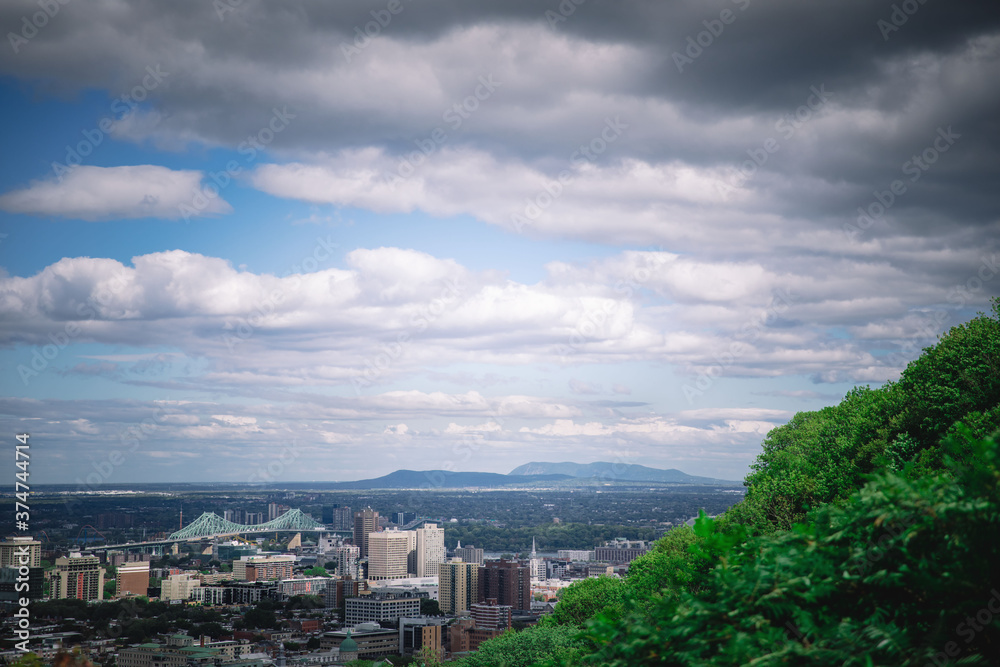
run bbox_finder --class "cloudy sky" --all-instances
[1,0,998,485]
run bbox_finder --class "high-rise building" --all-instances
[368,530,415,580]
[354,508,379,558]
[415,523,446,578]
[54,553,104,601]
[454,542,484,566]
[116,561,150,598]
[267,503,290,521]
[438,560,479,614]
[323,505,353,528]
[393,512,417,525]
[328,545,361,579]
[479,559,531,612]
[331,505,353,531]
[0,537,41,568]
[471,599,513,630]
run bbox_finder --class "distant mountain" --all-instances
[509,461,738,485]
[327,469,573,489]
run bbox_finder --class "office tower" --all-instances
[324,505,353,530]
[332,505,353,531]
[267,503,289,521]
[454,542,484,566]
[115,561,150,598]
[394,511,416,525]
[368,530,415,580]
[438,560,479,614]
[54,553,104,601]
[479,559,532,612]
[354,507,379,558]
[415,523,446,577]
[329,545,361,579]
[0,537,41,568]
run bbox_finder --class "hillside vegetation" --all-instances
[454,299,1000,667]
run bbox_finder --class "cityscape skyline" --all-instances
[1,2,998,485]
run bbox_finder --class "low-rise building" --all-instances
[160,573,201,602]
[345,593,420,625]
[321,623,398,659]
[594,539,649,564]
[116,634,260,667]
[116,561,150,598]
[399,616,448,658]
[233,555,294,581]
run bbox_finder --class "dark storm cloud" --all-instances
[1,0,998,256]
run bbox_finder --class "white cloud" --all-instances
[0,165,231,221]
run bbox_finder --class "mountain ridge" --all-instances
[509,461,738,485]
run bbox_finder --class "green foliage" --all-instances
[541,576,626,628]
[732,299,1000,532]
[9,654,45,667]
[621,526,701,611]
[506,304,1000,667]
[420,597,442,616]
[243,606,278,629]
[573,432,1000,666]
[304,565,331,577]
[451,624,587,667]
